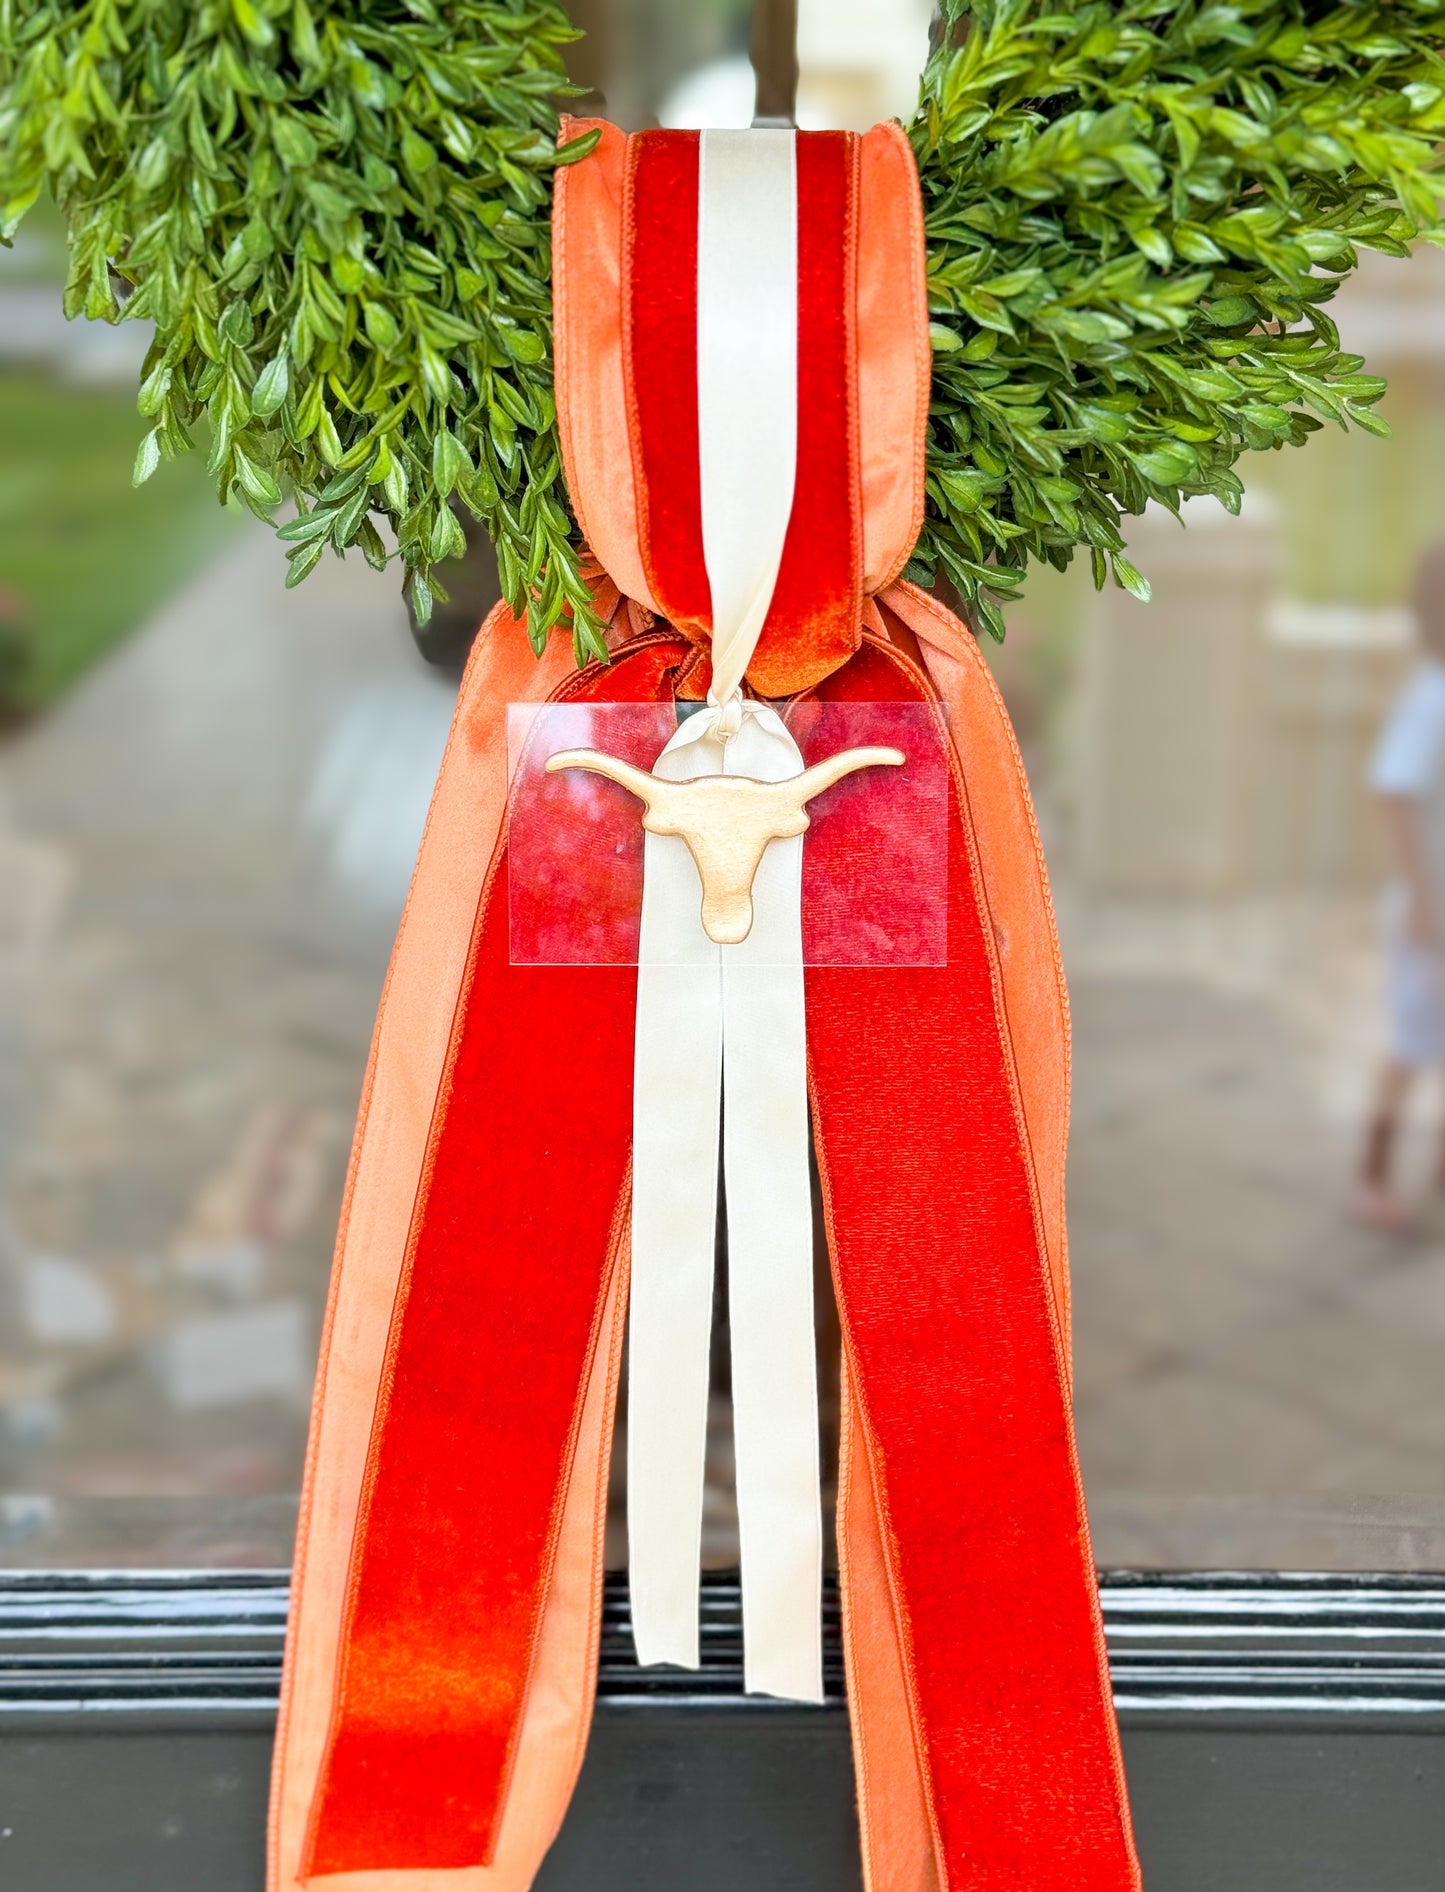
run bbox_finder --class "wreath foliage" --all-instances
[0,0,607,660]
[911,0,1445,637]
[3,0,1445,654]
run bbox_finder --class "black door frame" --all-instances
[2,1568,1441,1892]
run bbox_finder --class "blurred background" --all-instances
[3,0,1445,1574]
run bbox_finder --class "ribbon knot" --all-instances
[710,689,747,741]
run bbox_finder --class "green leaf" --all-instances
[363,302,400,349]
[401,129,438,177]
[233,449,283,510]
[285,538,326,586]
[357,518,390,571]
[231,0,274,48]
[1127,224,1172,269]
[408,570,434,625]
[132,428,161,487]
[242,219,275,261]
[137,359,172,417]
[291,1,322,69]
[1172,224,1226,264]
[276,509,332,544]
[1344,402,1392,440]
[429,505,467,561]
[936,467,991,510]
[219,299,254,347]
[135,138,171,192]
[1111,556,1152,603]
[1132,441,1197,484]
[497,324,547,366]
[252,354,290,418]
[432,429,470,500]
[272,116,318,168]
[418,338,453,405]
[555,127,603,168]
[1205,295,1256,327]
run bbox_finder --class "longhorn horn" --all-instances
[545,748,662,809]
[794,745,906,806]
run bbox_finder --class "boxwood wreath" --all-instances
[2,0,1443,656]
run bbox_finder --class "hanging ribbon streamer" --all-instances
[281,119,1141,1891]
[624,127,823,1701]
[628,705,821,1702]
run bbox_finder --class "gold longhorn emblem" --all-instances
[545,744,905,945]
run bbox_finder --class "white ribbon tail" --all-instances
[627,780,721,1668]
[724,716,822,1703]
[628,126,822,1702]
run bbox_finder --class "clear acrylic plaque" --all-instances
[507,699,949,967]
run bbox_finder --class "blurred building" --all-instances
[1070,246,1445,898]
[654,0,932,132]
[796,0,933,130]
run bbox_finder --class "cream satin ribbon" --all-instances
[696,128,798,716]
[627,127,823,1702]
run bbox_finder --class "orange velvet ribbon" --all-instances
[268,121,1140,1892]
[553,119,929,697]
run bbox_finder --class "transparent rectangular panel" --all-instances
[507,699,949,967]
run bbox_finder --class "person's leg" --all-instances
[1354,1059,1415,1229]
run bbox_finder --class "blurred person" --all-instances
[1356,542,1445,1229]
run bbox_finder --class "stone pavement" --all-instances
[1061,893,1445,1567]
[0,524,455,1564]
[0,528,1441,1569]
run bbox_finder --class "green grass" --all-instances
[0,368,241,714]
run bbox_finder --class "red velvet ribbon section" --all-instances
[303,632,1134,1886]
[301,644,677,1877]
[810,640,1137,1890]
[626,130,862,697]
